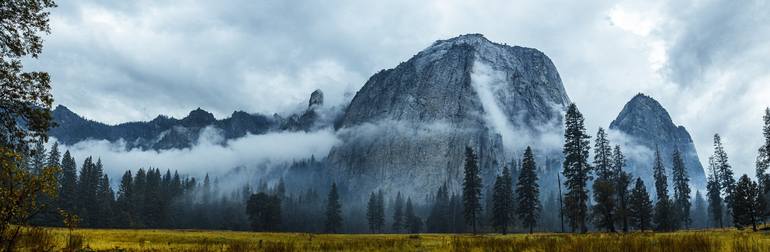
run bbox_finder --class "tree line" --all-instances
[9,105,770,235]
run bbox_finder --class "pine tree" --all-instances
[562,103,592,233]
[462,146,483,234]
[116,170,134,227]
[652,148,674,231]
[672,149,692,229]
[692,190,708,228]
[427,184,451,232]
[502,165,515,228]
[376,190,385,232]
[58,151,78,213]
[172,171,182,199]
[46,142,60,170]
[733,174,760,231]
[28,139,47,174]
[275,178,286,198]
[404,198,422,233]
[392,192,404,232]
[95,174,115,227]
[132,168,147,227]
[246,192,282,231]
[449,193,465,233]
[516,147,540,233]
[592,128,615,232]
[707,158,724,228]
[484,186,494,231]
[324,182,342,233]
[366,192,382,233]
[629,178,653,231]
[76,157,97,226]
[203,173,211,206]
[613,145,632,232]
[756,108,770,223]
[557,172,565,232]
[160,169,172,228]
[36,141,60,225]
[144,168,162,227]
[492,165,514,234]
[712,134,736,223]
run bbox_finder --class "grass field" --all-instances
[10,227,770,251]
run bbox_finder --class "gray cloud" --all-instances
[51,127,340,190]
[24,0,770,177]
[651,0,770,177]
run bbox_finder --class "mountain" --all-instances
[327,34,570,197]
[276,89,327,131]
[609,93,707,187]
[50,90,329,150]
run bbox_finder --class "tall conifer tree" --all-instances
[427,183,451,233]
[562,103,592,233]
[392,192,404,232]
[76,157,96,226]
[672,149,691,228]
[652,148,674,231]
[629,178,653,231]
[29,139,47,174]
[404,198,422,233]
[116,170,134,227]
[707,157,724,228]
[492,165,514,234]
[592,128,615,232]
[613,145,631,232]
[58,151,77,213]
[733,174,760,231]
[692,190,708,228]
[712,134,735,223]
[462,147,482,234]
[366,191,385,233]
[755,108,770,222]
[324,182,342,233]
[95,174,114,227]
[46,142,60,170]
[516,147,540,233]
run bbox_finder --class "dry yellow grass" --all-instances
[10,227,770,251]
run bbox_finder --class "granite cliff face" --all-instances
[327,34,570,196]
[610,94,707,187]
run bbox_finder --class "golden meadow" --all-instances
[11,227,770,251]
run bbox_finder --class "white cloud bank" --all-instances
[53,128,340,184]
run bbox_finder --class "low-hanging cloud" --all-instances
[470,60,565,156]
[470,60,518,152]
[52,127,341,187]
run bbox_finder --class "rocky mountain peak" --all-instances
[54,104,73,113]
[181,108,216,127]
[52,105,89,125]
[230,110,250,119]
[617,93,673,122]
[611,93,679,141]
[610,94,706,187]
[309,89,324,109]
[429,33,490,48]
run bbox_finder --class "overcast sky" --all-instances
[26,0,770,177]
